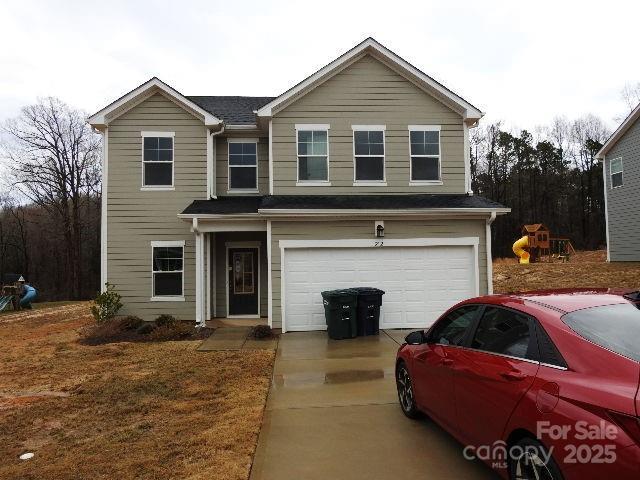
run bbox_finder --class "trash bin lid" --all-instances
[352,287,385,295]
[321,288,359,298]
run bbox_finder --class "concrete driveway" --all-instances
[250,330,498,480]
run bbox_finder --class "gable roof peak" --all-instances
[88,77,222,130]
[596,101,640,159]
[257,37,483,123]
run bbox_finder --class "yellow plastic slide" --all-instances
[512,235,530,264]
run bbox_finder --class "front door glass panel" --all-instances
[233,252,254,295]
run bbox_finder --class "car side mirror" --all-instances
[405,330,426,345]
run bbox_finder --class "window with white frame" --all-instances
[152,242,184,298]
[409,126,441,182]
[296,126,329,182]
[228,140,258,191]
[610,157,623,188]
[353,127,385,182]
[142,132,174,187]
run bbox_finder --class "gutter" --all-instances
[208,124,226,199]
[178,208,510,220]
[257,207,511,217]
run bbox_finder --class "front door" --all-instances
[228,247,259,316]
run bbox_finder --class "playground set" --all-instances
[512,224,576,264]
[0,274,38,312]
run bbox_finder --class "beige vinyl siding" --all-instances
[269,218,488,329]
[212,232,268,317]
[107,93,206,321]
[216,136,269,195]
[271,55,465,195]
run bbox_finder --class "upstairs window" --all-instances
[142,132,174,188]
[228,140,258,191]
[353,126,385,183]
[151,241,184,299]
[296,125,329,183]
[409,126,441,182]
[610,157,623,188]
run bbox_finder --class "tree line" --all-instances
[471,115,610,258]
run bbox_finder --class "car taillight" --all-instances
[607,410,640,445]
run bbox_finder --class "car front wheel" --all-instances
[509,437,563,480]
[396,362,420,419]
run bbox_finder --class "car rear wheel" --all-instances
[396,362,419,419]
[508,437,563,480]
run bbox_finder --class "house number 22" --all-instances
[374,241,384,247]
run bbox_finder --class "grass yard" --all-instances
[494,250,640,293]
[0,304,274,480]
[0,300,80,316]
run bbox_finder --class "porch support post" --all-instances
[195,231,205,326]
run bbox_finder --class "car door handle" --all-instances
[440,358,454,366]
[500,370,527,381]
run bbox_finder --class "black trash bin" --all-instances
[353,287,385,336]
[321,289,358,340]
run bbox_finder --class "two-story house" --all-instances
[88,38,509,332]
[596,102,640,261]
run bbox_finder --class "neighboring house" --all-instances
[596,103,640,261]
[88,38,509,332]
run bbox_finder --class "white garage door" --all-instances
[282,243,478,331]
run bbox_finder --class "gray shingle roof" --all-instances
[181,194,508,215]
[187,96,274,125]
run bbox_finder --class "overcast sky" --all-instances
[1,0,639,132]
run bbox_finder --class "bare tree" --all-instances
[620,82,640,114]
[1,98,101,299]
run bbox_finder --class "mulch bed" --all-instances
[80,316,214,346]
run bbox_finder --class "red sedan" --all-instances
[396,289,640,480]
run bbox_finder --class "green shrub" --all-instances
[155,314,177,328]
[91,283,123,323]
[136,323,155,335]
[249,324,273,339]
[120,315,144,331]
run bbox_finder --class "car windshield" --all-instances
[562,303,640,362]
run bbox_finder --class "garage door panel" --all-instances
[283,245,477,331]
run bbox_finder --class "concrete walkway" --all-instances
[198,327,278,351]
[250,330,498,480]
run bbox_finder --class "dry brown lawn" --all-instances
[493,250,640,293]
[0,303,274,480]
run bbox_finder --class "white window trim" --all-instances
[150,240,185,302]
[408,125,442,184]
[141,131,175,190]
[295,124,331,185]
[352,126,386,184]
[228,138,259,193]
[609,157,623,189]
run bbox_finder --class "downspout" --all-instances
[208,124,225,200]
[486,212,496,294]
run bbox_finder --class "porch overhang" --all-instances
[179,194,510,221]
